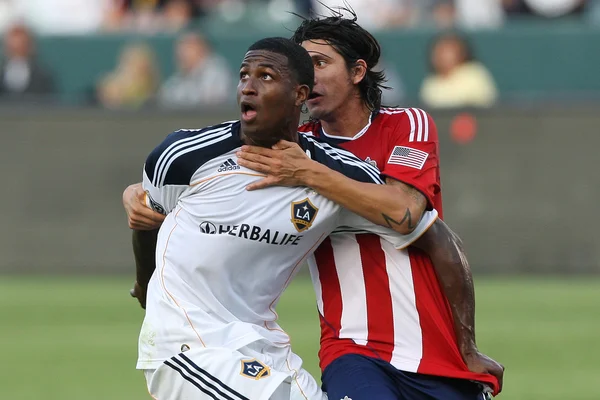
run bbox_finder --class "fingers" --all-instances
[128,210,164,230]
[246,177,279,191]
[494,363,505,392]
[129,219,159,230]
[240,145,277,157]
[237,151,277,169]
[130,282,147,309]
[237,158,272,174]
[272,140,295,150]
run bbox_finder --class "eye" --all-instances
[315,60,327,67]
[239,72,249,79]
[261,73,273,80]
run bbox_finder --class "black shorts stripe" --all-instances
[164,360,222,400]
[178,353,249,400]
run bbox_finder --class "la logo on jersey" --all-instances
[365,156,377,168]
[240,359,270,380]
[291,198,319,232]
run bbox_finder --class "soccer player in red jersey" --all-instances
[234,11,504,400]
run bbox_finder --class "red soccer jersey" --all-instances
[299,107,499,395]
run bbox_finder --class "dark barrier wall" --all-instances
[0,107,598,274]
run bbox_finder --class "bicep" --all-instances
[384,176,427,216]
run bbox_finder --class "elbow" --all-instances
[384,206,426,235]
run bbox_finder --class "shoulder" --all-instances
[298,133,383,184]
[375,107,437,143]
[145,120,240,187]
[298,120,320,136]
[459,62,491,77]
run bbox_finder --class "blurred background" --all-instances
[0,0,599,399]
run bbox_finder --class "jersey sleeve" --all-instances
[141,130,196,215]
[142,166,186,215]
[336,208,439,249]
[299,134,384,184]
[381,109,440,209]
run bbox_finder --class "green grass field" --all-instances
[1,276,598,400]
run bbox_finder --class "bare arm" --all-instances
[412,218,476,354]
[131,229,159,309]
[237,141,426,234]
[413,219,504,391]
[303,165,427,234]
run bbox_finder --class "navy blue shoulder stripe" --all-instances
[299,133,383,184]
[145,121,241,187]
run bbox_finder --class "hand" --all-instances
[129,281,147,309]
[123,183,165,230]
[236,140,315,190]
[463,350,505,394]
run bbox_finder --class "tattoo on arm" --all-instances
[382,208,415,230]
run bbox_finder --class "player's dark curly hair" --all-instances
[291,6,388,112]
[248,37,315,92]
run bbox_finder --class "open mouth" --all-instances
[308,92,322,101]
[241,102,258,121]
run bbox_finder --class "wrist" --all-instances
[459,340,478,357]
[298,160,324,189]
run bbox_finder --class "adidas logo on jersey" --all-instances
[217,158,240,172]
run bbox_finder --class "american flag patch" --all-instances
[387,146,429,169]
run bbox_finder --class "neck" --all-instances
[319,99,372,138]
[240,118,299,148]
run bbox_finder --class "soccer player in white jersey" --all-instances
[132,37,437,400]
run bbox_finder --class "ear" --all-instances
[294,84,310,107]
[351,59,368,85]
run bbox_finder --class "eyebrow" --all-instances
[308,51,333,59]
[258,63,277,70]
[240,62,278,69]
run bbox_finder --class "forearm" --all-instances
[132,229,159,288]
[303,162,424,234]
[413,219,477,355]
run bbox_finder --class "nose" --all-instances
[240,77,257,96]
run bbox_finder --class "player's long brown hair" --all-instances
[291,5,390,113]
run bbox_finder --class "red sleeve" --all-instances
[381,109,440,210]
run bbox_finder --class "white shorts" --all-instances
[144,342,326,400]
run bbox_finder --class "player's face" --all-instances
[302,39,357,121]
[237,50,306,139]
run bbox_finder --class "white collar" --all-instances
[321,113,372,141]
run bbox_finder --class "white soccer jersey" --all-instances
[136,120,438,371]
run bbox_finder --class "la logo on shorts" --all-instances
[240,359,270,380]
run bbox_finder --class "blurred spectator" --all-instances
[158,32,233,109]
[96,43,159,109]
[419,33,497,109]
[454,0,505,29]
[313,0,458,29]
[503,0,587,17]
[313,0,412,30]
[14,0,112,35]
[0,24,55,100]
[104,0,205,33]
[0,0,19,33]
